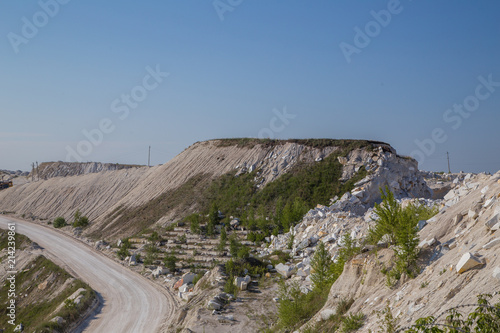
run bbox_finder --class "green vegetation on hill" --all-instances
[401,294,500,332]
[214,138,384,150]
[102,140,373,238]
[274,235,361,332]
[203,143,368,234]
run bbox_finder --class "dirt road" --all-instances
[0,216,177,332]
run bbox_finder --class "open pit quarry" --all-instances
[1,138,499,332]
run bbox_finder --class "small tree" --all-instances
[143,244,159,266]
[391,204,420,280]
[237,245,250,259]
[277,280,307,328]
[207,203,221,237]
[229,234,240,257]
[53,217,66,228]
[164,253,177,272]
[310,242,333,290]
[368,187,400,244]
[368,187,436,284]
[189,214,200,234]
[217,227,227,253]
[337,234,360,263]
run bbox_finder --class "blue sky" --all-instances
[1,1,499,173]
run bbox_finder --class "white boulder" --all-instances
[276,263,296,278]
[234,275,251,290]
[456,252,483,274]
[483,238,500,250]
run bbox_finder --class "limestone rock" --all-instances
[468,209,479,220]
[234,275,251,290]
[418,237,437,248]
[484,197,496,208]
[493,267,500,281]
[51,316,65,325]
[152,266,169,278]
[276,263,296,278]
[320,308,336,320]
[417,220,427,230]
[129,254,137,266]
[207,300,222,310]
[456,252,483,274]
[483,238,500,250]
[179,284,192,293]
[485,214,500,231]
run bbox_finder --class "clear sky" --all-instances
[1,1,499,173]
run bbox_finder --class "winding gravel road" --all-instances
[0,216,177,332]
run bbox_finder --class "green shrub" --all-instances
[403,294,500,332]
[206,203,220,237]
[237,245,250,259]
[247,232,257,242]
[368,187,437,284]
[268,250,291,266]
[117,238,132,260]
[178,234,187,244]
[341,312,365,332]
[277,281,328,330]
[53,217,67,228]
[229,234,240,257]
[143,244,159,265]
[148,231,160,242]
[164,253,177,272]
[223,277,238,296]
[188,213,201,234]
[72,209,89,228]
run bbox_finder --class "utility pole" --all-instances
[148,146,151,167]
[447,152,451,174]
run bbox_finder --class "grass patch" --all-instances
[0,255,95,333]
[0,230,30,251]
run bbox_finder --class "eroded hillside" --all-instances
[0,139,419,240]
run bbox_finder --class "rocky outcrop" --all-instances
[299,170,500,332]
[31,161,143,180]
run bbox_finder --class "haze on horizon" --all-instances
[1,1,499,174]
